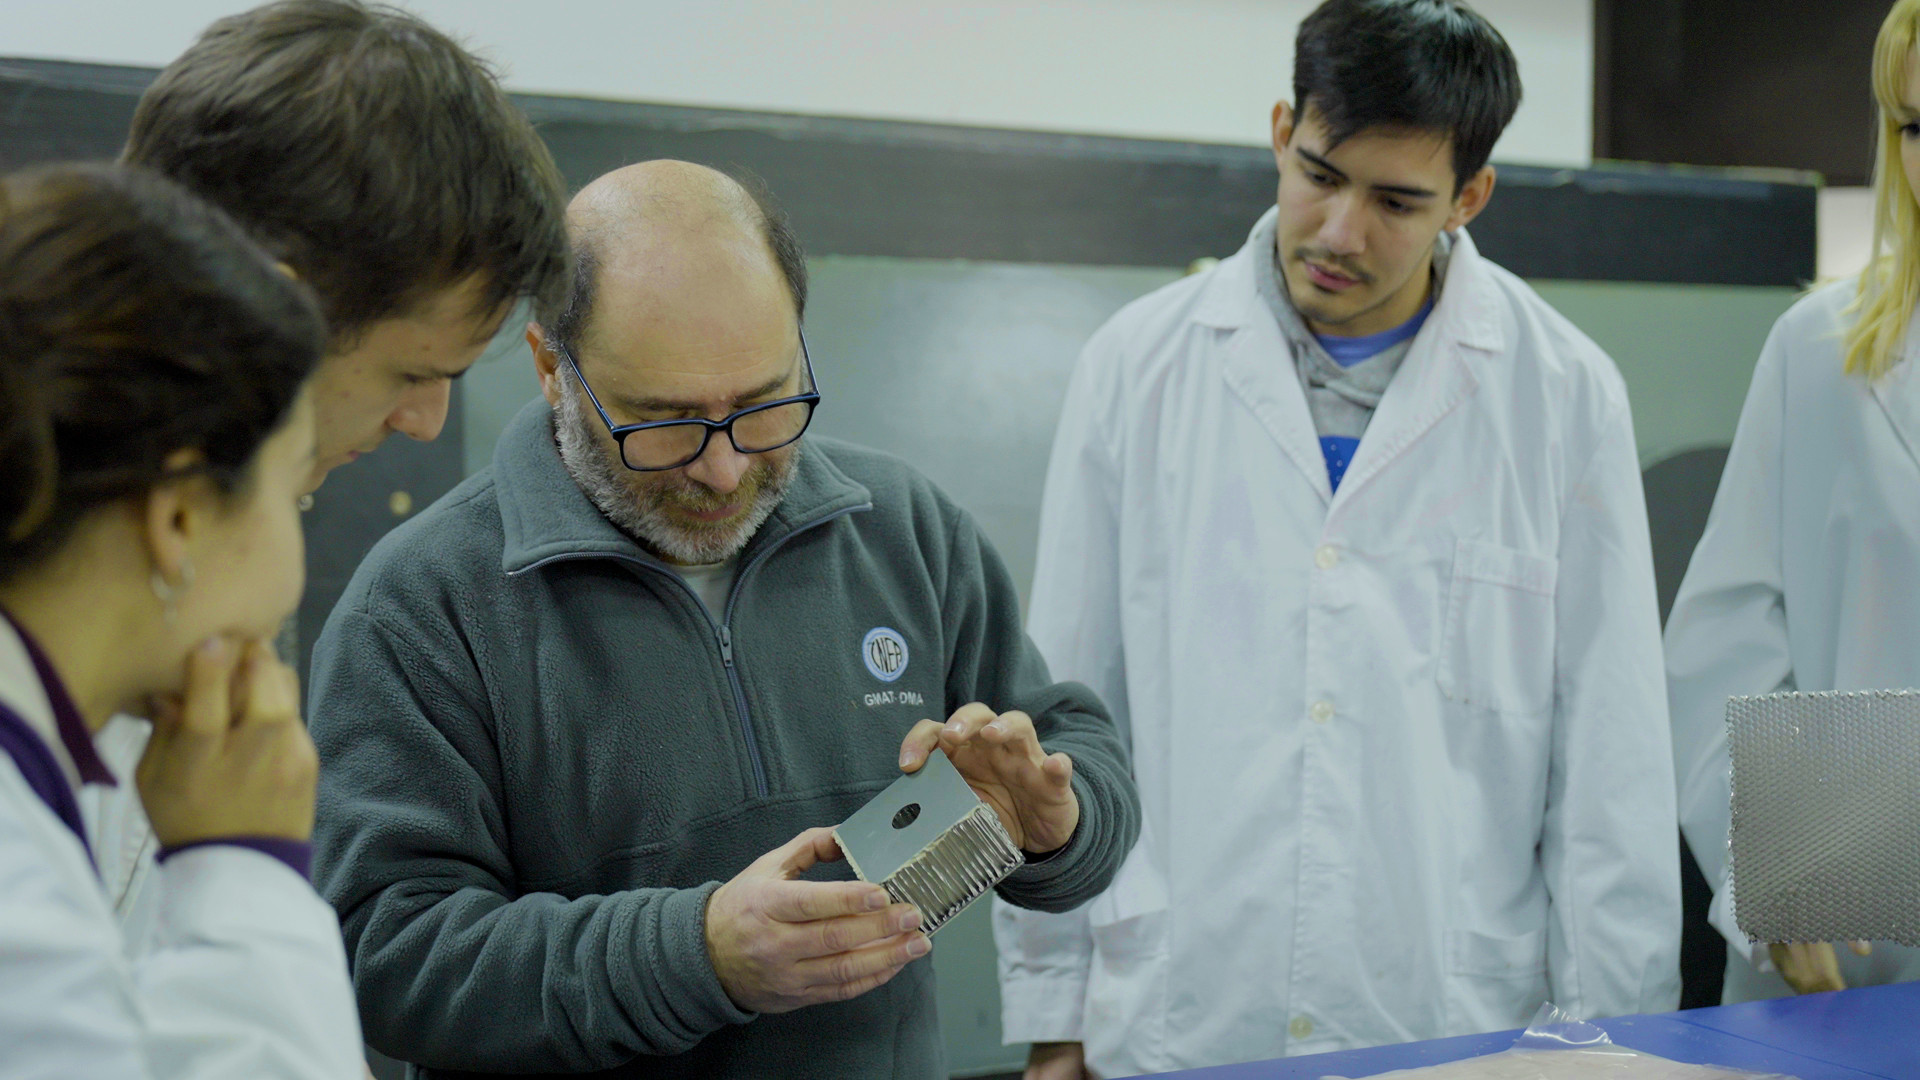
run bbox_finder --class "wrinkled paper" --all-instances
[1319,1005,1794,1080]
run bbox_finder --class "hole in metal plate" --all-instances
[892,803,921,830]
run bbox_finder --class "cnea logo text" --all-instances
[862,626,909,683]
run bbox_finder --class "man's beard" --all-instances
[552,375,798,565]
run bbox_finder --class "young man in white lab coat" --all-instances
[996,1,1681,1075]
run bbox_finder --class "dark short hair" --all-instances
[0,163,326,583]
[538,168,809,359]
[123,0,570,345]
[1293,0,1522,193]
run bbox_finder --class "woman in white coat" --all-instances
[1665,0,1920,1003]
[0,164,364,1077]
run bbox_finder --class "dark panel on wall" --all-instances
[2,56,1817,289]
[525,96,1276,270]
[0,59,140,167]
[522,95,1818,286]
[1472,166,1814,286]
[1597,0,1885,185]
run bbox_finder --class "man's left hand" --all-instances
[899,703,1078,855]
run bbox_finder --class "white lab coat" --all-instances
[1665,278,1920,999]
[81,715,162,943]
[0,618,365,1079]
[994,211,1681,1077]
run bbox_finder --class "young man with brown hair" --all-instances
[75,6,572,1074]
[123,0,571,487]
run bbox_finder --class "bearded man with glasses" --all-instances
[550,326,819,571]
[303,160,1140,1080]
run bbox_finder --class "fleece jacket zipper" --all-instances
[517,502,869,799]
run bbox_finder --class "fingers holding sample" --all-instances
[707,829,931,1013]
[1769,942,1847,995]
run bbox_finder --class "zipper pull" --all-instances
[719,624,734,666]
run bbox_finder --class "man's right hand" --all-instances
[705,827,929,1013]
[1769,941,1873,995]
[1026,1041,1093,1080]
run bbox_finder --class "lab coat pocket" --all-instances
[1444,928,1549,1034]
[1437,539,1558,715]
[1084,841,1172,1076]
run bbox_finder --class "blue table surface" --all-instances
[1134,982,1919,1080]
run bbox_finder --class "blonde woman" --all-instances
[1665,0,1920,1002]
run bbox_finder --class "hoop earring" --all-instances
[149,560,195,624]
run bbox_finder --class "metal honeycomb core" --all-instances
[835,750,1025,936]
[1727,689,1920,946]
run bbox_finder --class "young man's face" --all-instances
[1271,102,1494,337]
[304,274,506,489]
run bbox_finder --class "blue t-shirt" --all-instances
[1318,435,1362,492]
[1310,299,1433,491]
[1313,298,1433,368]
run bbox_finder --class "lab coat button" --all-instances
[1315,545,1339,569]
[1310,701,1334,724]
[1289,1015,1314,1039]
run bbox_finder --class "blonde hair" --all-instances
[1845,0,1920,378]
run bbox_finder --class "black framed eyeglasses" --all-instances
[558,332,821,472]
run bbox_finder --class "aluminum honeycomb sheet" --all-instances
[1727,689,1920,946]
[834,749,1023,936]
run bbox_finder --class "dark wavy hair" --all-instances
[0,164,326,584]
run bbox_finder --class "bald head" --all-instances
[539,160,806,359]
[569,159,762,250]
[527,161,815,539]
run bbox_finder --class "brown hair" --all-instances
[123,0,571,345]
[0,163,325,584]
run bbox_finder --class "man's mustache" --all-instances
[644,466,767,514]
[1292,247,1373,285]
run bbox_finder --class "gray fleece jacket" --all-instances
[308,399,1138,1079]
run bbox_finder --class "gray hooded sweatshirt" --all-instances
[308,400,1138,1079]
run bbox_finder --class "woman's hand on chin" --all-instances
[135,636,318,847]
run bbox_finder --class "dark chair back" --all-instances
[1642,444,1733,1008]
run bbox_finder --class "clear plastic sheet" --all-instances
[1317,1005,1796,1080]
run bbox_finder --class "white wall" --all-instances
[1,0,1593,167]
[1820,186,1876,283]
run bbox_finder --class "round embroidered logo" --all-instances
[862,626,909,683]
